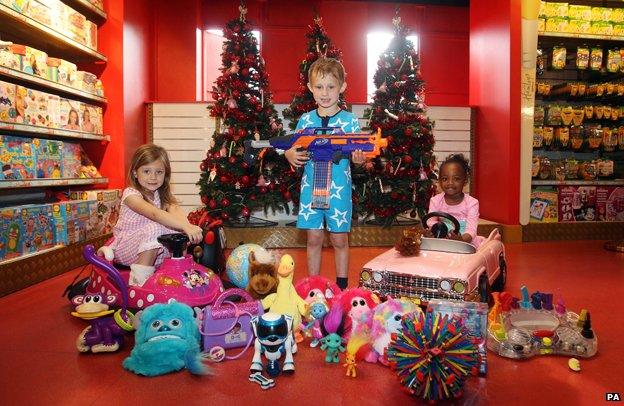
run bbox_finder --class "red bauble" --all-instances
[204,231,215,245]
[200,162,206,171]
[391,192,399,199]
[401,74,408,81]
[242,162,250,169]
[259,186,268,194]
[255,104,263,112]
[307,52,316,61]
[241,207,250,217]
[233,90,240,98]
[221,212,230,220]
[221,198,230,207]
[241,175,250,185]
[228,127,235,135]
[238,128,247,137]
[201,195,209,204]
[208,200,217,209]
[249,194,257,201]
[228,156,237,164]
[283,191,291,200]
[241,68,249,76]
[220,175,229,183]
[386,135,394,144]
[233,25,240,33]
[252,73,260,81]
[403,155,413,164]
[405,127,413,136]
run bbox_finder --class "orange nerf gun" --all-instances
[243,127,387,166]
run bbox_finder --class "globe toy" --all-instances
[225,244,272,288]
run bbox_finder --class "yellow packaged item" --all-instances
[591,7,612,22]
[546,17,568,33]
[568,5,591,20]
[612,9,624,24]
[538,18,546,32]
[568,19,591,34]
[591,21,613,36]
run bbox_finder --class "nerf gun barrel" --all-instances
[244,127,387,165]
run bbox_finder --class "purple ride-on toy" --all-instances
[83,233,224,309]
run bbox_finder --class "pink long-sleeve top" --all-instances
[427,192,483,247]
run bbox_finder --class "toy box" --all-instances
[80,103,101,133]
[45,57,61,82]
[20,204,57,254]
[0,45,22,71]
[558,186,597,222]
[0,80,17,123]
[0,135,36,179]
[47,93,60,128]
[0,207,23,261]
[22,87,50,127]
[57,60,77,87]
[86,21,97,50]
[52,200,91,245]
[66,7,87,45]
[530,187,558,223]
[62,141,82,178]
[59,97,81,131]
[428,299,489,375]
[25,0,53,26]
[22,46,47,79]
[87,0,103,9]
[71,189,121,238]
[596,187,624,222]
[32,138,63,178]
[75,71,97,94]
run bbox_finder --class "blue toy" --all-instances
[123,301,209,376]
[250,312,295,378]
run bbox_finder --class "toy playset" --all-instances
[0,80,17,123]
[33,138,63,178]
[0,207,23,261]
[487,287,598,359]
[20,204,56,254]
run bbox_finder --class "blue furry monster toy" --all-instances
[123,301,209,376]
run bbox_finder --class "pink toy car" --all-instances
[360,212,506,303]
[83,233,224,309]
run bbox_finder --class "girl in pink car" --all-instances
[426,153,484,248]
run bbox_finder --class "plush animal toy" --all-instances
[336,288,380,340]
[123,301,209,377]
[366,298,421,365]
[294,275,342,306]
[320,303,346,363]
[261,254,308,337]
[247,251,278,300]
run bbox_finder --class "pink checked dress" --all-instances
[427,192,485,248]
[107,187,176,266]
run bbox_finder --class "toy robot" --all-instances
[250,313,295,378]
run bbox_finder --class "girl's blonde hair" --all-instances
[308,57,345,84]
[128,144,178,208]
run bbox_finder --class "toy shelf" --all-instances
[0,66,107,105]
[539,31,624,42]
[532,179,624,186]
[0,177,108,189]
[0,4,107,63]
[0,121,110,142]
[0,244,63,266]
[62,0,107,25]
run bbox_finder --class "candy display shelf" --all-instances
[532,179,624,186]
[0,177,108,189]
[0,4,107,63]
[539,31,624,42]
[0,121,109,141]
[0,66,107,104]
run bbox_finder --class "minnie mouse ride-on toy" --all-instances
[83,233,224,309]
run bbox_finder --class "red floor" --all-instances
[0,240,622,405]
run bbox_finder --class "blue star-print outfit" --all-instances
[295,109,360,232]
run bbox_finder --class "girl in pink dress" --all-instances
[98,144,203,286]
[426,154,484,248]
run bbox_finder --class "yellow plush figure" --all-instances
[261,254,308,333]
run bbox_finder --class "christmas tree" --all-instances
[198,2,295,221]
[281,15,345,131]
[358,14,436,226]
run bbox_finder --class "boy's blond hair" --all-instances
[308,57,345,84]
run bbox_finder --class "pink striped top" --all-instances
[427,192,481,246]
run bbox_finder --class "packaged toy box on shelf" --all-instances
[531,1,624,224]
[0,0,111,269]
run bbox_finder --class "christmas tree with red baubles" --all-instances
[197,2,295,222]
[281,14,345,130]
[358,14,436,226]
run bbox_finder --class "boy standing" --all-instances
[285,58,364,290]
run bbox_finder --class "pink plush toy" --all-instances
[336,288,379,340]
[295,275,341,306]
[365,298,421,365]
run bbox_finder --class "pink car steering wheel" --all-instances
[421,212,461,238]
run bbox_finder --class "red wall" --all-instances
[123,0,154,165]
[469,0,520,224]
[152,0,469,106]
